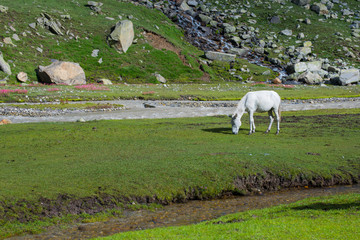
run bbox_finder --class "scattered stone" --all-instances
[37,61,86,85]
[3,37,15,46]
[0,52,11,75]
[36,47,43,53]
[86,1,103,14]
[12,34,20,41]
[269,16,281,24]
[77,118,86,122]
[17,72,28,82]
[205,51,236,62]
[108,20,134,53]
[153,73,167,83]
[272,77,282,84]
[97,78,112,85]
[29,23,37,29]
[91,49,99,57]
[291,0,311,6]
[0,5,8,13]
[310,3,329,15]
[227,48,249,57]
[280,29,292,36]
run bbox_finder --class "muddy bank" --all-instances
[10,183,360,240]
[3,172,359,238]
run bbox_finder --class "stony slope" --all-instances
[0,0,359,85]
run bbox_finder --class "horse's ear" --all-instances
[231,113,237,118]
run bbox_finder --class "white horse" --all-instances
[231,90,281,135]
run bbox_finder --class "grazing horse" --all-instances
[231,90,281,135]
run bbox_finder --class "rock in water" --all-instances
[109,20,134,53]
[0,52,11,75]
[37,61,86,85]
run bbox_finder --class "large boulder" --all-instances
[0,52,11,75]
[298,71,323,85]
[338,69,360,85]
[109,20,134,53]
[37,61,86,85]
[205,51,236,62]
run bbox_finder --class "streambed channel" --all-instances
[1,97,360,124]
[12,184,360,240]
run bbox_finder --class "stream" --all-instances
[10,184,360,240]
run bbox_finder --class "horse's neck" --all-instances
[235,98,246,117]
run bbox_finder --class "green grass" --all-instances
[0,83,359,103]
[96,193,360,240]
[0,109,359,237]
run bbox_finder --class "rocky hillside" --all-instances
[0,0,359,85]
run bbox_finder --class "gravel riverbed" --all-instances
[1,98,359,124]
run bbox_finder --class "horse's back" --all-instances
[244,90,280,112]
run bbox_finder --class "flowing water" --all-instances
[12,184,360,240]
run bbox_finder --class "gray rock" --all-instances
[187,0,198,7]
[17,72,28,82]
[153,73,167,83]
[310,3,329,15]
[339,69,360,85]
[0,52,11,75]
[97,78,112,85]
[205,51,236,62]
[198,14,212,24]
[91,49,99,57]
[29,23,37,29]
[280,29,292,36]
[298,71,323,84]
[0,5,8,13]
[291,0,311,6]
[228,48,249,57]
[179,1,191,11]
[38,61,86,85]
[270,16,281,24]
[109,20,134,53]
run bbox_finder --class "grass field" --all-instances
[0,108,359,237]
[0,83,359,103]
[95,193,360,240]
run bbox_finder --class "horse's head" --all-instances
[231,113,241,134]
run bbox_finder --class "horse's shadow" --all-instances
[202,128,233,134]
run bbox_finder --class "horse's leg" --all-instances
[265,110,274,133]
[274,107,280,134]
[249,111,255,134]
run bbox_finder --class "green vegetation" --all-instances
[0,83,359,103]
[0,0,278,84]
[0,109,359,237]
[96,193,360,240]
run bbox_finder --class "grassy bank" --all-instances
[0,109,359,237]
[96,193,360,240]
[0,83,359,103]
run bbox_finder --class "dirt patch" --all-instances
[144,31,189,66]
[143,31,211,82]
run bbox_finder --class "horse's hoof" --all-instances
[265,130,269,134]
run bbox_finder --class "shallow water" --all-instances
[12,184,360,240]
[2,99,360,124]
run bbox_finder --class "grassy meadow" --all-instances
[0,108,359,237]
[95,193,360,240]
[0,83,360,103]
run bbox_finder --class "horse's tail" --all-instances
[278,104,281,122]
